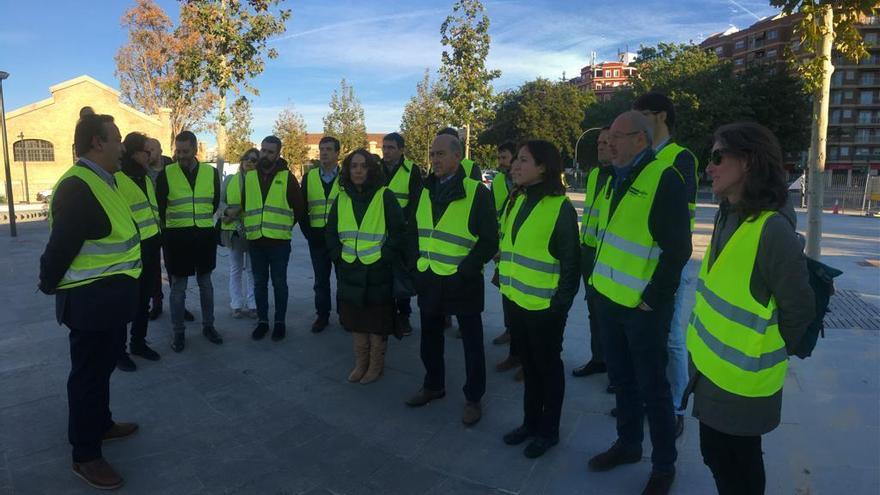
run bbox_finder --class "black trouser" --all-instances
[308,239,334,319]
[420,311,486,402]
[505,297,565,437]
[700,422,765,495]
[586,295,604,363]
[504,295,520,359]
[68,325,125,462]
[129,239,161,347]
[595,294,677,474]
[396,296,412,316]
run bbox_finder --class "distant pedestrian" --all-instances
[686,122,815,495]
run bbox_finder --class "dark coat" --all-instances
[407,168,499,316]
[325,186,406,308]
[155,162,220,276]
[38,162,139,330]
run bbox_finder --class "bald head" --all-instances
[430,134,463,179]
[608,110,653,167]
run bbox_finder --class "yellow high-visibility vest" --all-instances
[165,163,215,228]
[243,169,294,240]
[337,187,387,265]
[115,171,160,240]
[415,178,479,276]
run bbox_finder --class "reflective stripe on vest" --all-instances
[498,193,566,310]
[165,163,215,228]
[579,167,606,248]
[686,210,787,398]
[221,173,242,231]
[415,178,479,276]
[337,187,387,265]
[491,171,510,215]
[588,158,671,308]
[306,167,340,228]
[655,142,699,231]
[50,166,142,289]
[115,171,160,240]
[387,159,414,208]
[243,169,294,240]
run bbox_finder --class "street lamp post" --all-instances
[573,127,604,184]
[0,71,16,237]
[17,132,29,203]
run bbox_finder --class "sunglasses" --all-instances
[709,148,730,165]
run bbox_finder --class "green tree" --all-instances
[225,96,253,162]
[439,0,501,158]
[400,69,451,171]
[273,106,309,177]
[579,90,635,168]
[770,1,874,257]
[176,0,290,176]
[323,78,367,157]
[481,78,595,163]
[115,0,215,142]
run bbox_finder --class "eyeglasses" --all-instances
[709,148,730,165]
[607,131,641,141]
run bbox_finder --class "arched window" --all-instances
[13,139,55,162]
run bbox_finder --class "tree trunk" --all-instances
[805,4,834,260]
[463,124,471,160]
[216,92,227,179]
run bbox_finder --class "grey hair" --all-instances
[623,110,654,148]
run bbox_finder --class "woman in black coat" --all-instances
[325,149,406,384]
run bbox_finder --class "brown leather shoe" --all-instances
[514,367,524,382]
[405,388,446,407]
[495,355,521,372]
[462,401,482,426]
[102,422,139,442]
[72,458,123,490]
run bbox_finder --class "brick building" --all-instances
[569,52,638,101]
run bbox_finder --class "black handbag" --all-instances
[392,260,417,299]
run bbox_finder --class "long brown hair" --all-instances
[340,148,386,192]
[713,122,788,221]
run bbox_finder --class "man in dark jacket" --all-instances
[380,132,423,335]
[155,131,221,352]
[404,134,499,427]
[245,136,308,340]
[586,111,691,495]
[39,114,141,490]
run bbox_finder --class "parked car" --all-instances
[36,189,53,203]
[481,170,497,187]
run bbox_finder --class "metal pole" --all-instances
[18,132,28,203]
[0,71,16,237]
[573,127,604,171]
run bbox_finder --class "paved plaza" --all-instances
[0,201,878,495]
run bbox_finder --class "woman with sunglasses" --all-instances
[219,148,260,319]
[499,140,580,458]
[685,122,815,494]
[325,149,406,384]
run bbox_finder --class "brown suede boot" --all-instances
[348,333,370,383]
[72,458,124,490]
[360,334,387,384]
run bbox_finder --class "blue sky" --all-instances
[0,0,780,145]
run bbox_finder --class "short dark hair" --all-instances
[437,127,459,138]
[713,122,788,221]
[498,141,517,155]
[79,106,95,118]
[262,135,282,151]
[123,132,148,155]
[175,130,197,147]
[632,92,676,131]
[74,114,115,156]
[520,140,565,196]
[383,132,405,149]
[319,136,341,152]
[340,148,385,192]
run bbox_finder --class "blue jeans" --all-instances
[249,243,291,324]
[596,294,677,474]
[668,260,695,412]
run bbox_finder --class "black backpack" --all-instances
[792,257,843,359]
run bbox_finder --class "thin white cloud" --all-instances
[271,9,445,42]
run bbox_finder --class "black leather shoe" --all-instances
[311,316,329,333]
[252,322,269,340]
[271,322,286,341]
[503,425,534,446]
[588,441,642,472]
[171,334,185,353]
[202,326,223,344]
[148,304,162,321]
[405,388,446,407]
[524,435,559,459]
[606,384,617,394]
[116,353,136,372]
[130,343,160,361]
[397,314,413,336]
[642,468,675,495]
[184,309,195,322]
[572,360,607,377]
[674,415,684,439]
[492,329,511,345]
